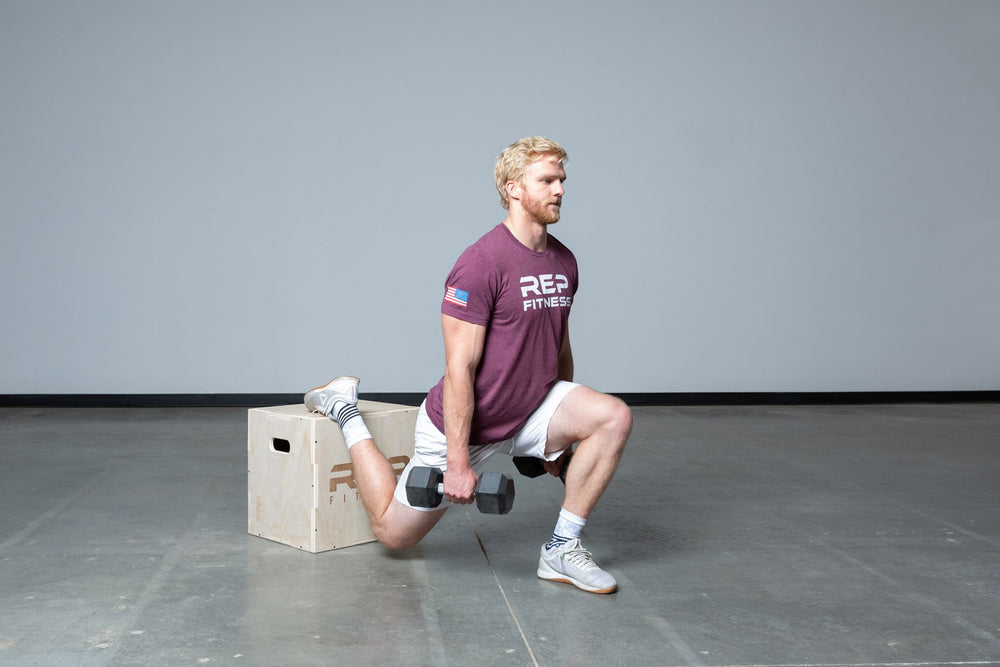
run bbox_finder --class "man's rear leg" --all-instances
[348,439,447,548]
[306,376,446,549]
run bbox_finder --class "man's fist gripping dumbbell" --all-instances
[405,466,515,515]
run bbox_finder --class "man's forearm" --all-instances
[557,329,574,382]
[558,358,574,382]
[558,349,574,382]
[442,369,475,470]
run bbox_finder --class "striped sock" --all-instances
[546,507,586,550]
[333,402,372,449]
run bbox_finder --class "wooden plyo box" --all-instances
[247,401,417,553]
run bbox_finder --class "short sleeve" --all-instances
[440,246,496,326]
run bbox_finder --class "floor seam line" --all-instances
[466,510,540,667]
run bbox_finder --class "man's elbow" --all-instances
[445,359,477,387]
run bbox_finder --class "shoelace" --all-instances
[562,544,599,570]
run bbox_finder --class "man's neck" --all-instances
[503,215,548,252]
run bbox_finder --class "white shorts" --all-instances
[393,381,580,511]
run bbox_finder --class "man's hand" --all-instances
[544,449,572,477]
[443,463,478,505]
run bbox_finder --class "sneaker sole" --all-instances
[536,561,618,594]
[304,376,360,412]
[306,376,360,396]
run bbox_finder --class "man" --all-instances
[305,137,631,594]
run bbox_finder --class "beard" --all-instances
[521,191,562,224]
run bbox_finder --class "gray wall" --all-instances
[2,1,998,394]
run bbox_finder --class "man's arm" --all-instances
[542,326,576,478]
[558,325,574,382]
[441,313,486,504]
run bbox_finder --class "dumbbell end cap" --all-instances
[405,466,444,508]
[476,472,516,514]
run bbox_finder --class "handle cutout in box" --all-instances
[272,438,291,453]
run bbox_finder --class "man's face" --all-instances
[513,155,566,224]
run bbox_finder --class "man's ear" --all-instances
[505,179,521,203]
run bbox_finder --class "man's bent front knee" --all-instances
[370,501,447,550]
[607,398,633,444]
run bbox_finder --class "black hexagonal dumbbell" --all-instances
[405,466,515,514]
[512,450,573,484]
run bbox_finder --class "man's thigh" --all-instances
[509,381,580,460]
[544,384,626,455]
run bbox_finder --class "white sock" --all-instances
[547,507,586,550]
[332,402,372,449]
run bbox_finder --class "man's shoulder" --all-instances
[451,226,503,272]
[546,232,573,254]
[470,223,509,249]
[457,224,507,259]
[545,233,578,267]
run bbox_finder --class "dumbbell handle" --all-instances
[406,466,514,514]
[435,479,476,498]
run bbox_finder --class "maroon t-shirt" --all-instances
[425,223,579,445]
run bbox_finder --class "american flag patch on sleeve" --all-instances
[444,285,469,307]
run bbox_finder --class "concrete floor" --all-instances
[1,403,999,666]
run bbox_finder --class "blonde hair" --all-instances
[494,136,568,209]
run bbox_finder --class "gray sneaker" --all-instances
[304,376,360,416]
[537,538,617,594]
